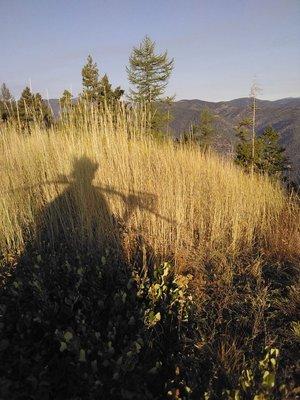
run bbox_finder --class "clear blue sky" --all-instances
[1,0,299,101]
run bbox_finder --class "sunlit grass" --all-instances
[0,105,299,269]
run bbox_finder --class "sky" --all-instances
[1,0,299,102]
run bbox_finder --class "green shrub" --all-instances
[0,248,196,399]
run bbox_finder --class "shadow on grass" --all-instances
[0,157,197,400]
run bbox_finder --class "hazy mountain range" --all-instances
[48,97,300,183]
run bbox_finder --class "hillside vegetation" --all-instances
[47,96,300,183]
[168,97,300,183]
[0,106,299,399]
[1,106,298,263]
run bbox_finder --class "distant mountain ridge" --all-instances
[47,97,300,182]
[168,97,300,183]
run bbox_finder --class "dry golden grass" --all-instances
[0,106,299,269]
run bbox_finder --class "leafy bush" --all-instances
[0,247,197,399]
[0,246,298,399]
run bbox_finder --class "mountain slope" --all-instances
[169,97,300,182]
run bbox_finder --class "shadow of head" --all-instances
[71,156,99,185]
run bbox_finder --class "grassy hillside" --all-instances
[48,97,300,182]
[1,108,298,264]
[0,107,299,399]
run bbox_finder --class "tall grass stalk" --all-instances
[0,104,299,269]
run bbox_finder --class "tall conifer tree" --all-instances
[81,55,101,103]
[100,74,124,105]
[126,36,174,136]
[126,36,174,104]
[18,87,52,127]
[59,90,73,114]
[235,123,289,179]
[0,83,14,121]
[81,55,124,107]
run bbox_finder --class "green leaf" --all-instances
[154,312,161,323]
[79,349,86,362]
[64,331,73,342]
[13,281,20,289]
[184,386,192,394]
[262,370,275,388]
[60,342,67,352]
[270,357,276,367]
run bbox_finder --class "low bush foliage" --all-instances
[0,246,198,399]
[0,246,299,399]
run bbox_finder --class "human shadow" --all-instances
[7,155,175,264]
[0,156,183,399]
[33,156,121,257]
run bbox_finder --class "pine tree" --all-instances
[81,55,101,103]
[18,87,52,127]
[183,108,215,151]
[34,93,53,126]
[126,36,174,136]
[0,83,12,102]
[126,36,174,104]
[59,90,73,115]
[81,56,124,107]
[198,108,215,151]
[100,74,124,106]
[258,126,289,177]
[0,83,14,121]
[235,123,288,179]
[18,87,35,124]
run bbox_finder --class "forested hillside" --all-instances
[169,97,300,182]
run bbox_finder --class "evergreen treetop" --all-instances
[81,55,124,106]
[126,35,174,104]
[81,55,101,103]
[59,90,73,111]
[100,74,124,105]
[183,107,215,151]
[0,83,13,102]
[18,87,52,127]
[0,83,14,121]
[235,122,289,179]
